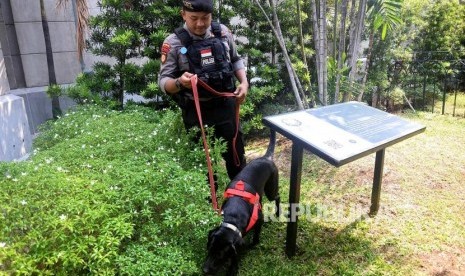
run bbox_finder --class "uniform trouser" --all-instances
[181,97,246,180]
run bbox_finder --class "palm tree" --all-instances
[56,0,89,59]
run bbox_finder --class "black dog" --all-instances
[203,131,280,275]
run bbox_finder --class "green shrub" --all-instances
[0,105,223,275]
[386,87,405,111]
[46,84,63,98]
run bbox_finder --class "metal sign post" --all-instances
[263,102,426,257]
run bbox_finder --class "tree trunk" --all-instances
[334,0,349,104]
[272,0,308,108]
[296,0,312,105]
[333,0,338,61]
[311,0,322,104]
[41,0,62,118]
[345,0,367,102]
[311,0,328,105]
[319,0,328,105]
[357,28,374,102]
[347,0,357,67]
[296,0,308,67]
[254,0,304,109]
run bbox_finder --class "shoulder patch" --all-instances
[161,43,171,64]
[161,43,171,55]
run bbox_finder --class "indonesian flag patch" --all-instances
[201,48,214,66]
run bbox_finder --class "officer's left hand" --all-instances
[234,83,248,104]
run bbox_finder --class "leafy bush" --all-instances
[0,105,223,274]
[46,84,63,98]
[386,86,405,111]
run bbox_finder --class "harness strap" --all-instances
[175,22,223,48]
[211,21,222,38]
[174,27,193,47]
[223,180,261,233]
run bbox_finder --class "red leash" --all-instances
[190,75,241,213]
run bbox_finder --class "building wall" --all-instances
[0,0,97,161]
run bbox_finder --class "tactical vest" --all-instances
[175,22,236,98]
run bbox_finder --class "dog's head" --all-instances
[203,226,244,275]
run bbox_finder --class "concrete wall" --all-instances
[10,0,81,87]
[0,94,32,161]
[0,0,88,161]
[0,0,25,91]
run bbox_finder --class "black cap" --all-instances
[182,0,213,13]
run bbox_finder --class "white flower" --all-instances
[59,214,67,221]
[20,200,27,205]
[0,242,6,248]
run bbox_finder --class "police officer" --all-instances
[158,0,248,180]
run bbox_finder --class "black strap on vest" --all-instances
[174,22,223,47]
[173,22,235,98]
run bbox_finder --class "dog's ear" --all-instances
[207,226,220,249]
[232,235,245,255]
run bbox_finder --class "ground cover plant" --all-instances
[0,105,223,275]
[1,105,464,275]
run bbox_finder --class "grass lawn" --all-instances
[240,111,465,275]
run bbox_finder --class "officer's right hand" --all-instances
[178,72,194,89]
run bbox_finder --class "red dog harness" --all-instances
[223,180,261,233]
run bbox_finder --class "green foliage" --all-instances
[0,105,223,274]
[46,84,63,98]
[414,0,465,55]
[368,0,403,40]
[385,86,405,111]
[225,0,301,107]
[86,0,180,108]
[388,86,405,105]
